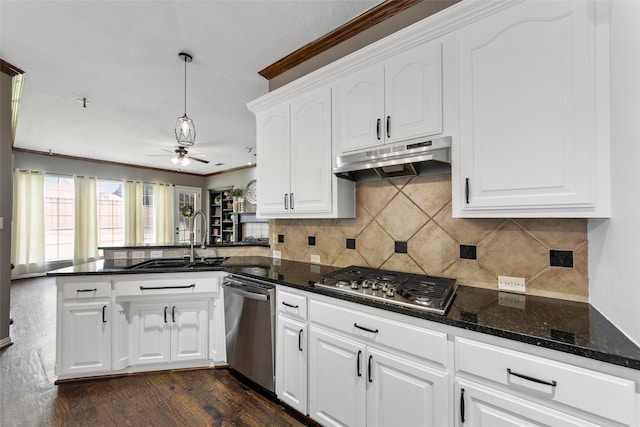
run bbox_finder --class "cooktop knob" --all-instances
[350,280,360,289]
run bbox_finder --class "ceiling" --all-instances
[0,0,383,175]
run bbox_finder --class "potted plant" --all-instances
[229,187,243,212]
[214,194,221,204]
[229,187,243,198]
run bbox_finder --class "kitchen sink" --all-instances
[125,257,230,270]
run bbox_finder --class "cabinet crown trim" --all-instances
[247,0,517,113]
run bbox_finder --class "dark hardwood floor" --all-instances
[1,277,309,426]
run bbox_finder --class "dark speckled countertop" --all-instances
[49,256,640,371]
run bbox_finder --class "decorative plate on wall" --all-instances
[245,179,257,204]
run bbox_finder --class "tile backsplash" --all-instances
[272,173,588,302]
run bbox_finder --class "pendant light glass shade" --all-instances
[175,52,195,147]
[175,114,195,146]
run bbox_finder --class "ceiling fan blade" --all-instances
[161,149,175,154]
[188,155,209,164]
[147,154,173,157]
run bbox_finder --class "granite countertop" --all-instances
[48,256,640,371]
[98,241,269,250]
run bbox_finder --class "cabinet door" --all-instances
[385,41,443,144]
[256,104,290,215]
[61,301,111,375]
[111,302,129,371]
[276,315,308,414]
[366,347,449,427]
[170,300,208,362]
[455,379,600,427]
[309,326,366,427]
[290,87,332,214]
[130,302,171,365]
[455,1,597,216]
[333,64,385,154]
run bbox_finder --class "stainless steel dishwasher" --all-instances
[222,274,276,392]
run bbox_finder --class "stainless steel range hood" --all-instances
[333,136,451,181]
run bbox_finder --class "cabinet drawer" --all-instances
[456,337,636,425]
[62,280,111,300]
[310,299,447,367]
[114,275,219,297]
[277,288,308,320]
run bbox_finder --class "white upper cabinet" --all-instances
[255,86,355,219]
[256,103,290,216]
[333,41,443,155]
[451,0,610,217]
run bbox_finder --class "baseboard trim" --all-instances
[0,336,13,350]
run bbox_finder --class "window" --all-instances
[44,175,74,261]
[143,184,154,244]
[97,180,124,246]
[174,186,201,244]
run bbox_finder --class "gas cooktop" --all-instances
[316,266,458,315]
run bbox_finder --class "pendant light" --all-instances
[175,52,195,146]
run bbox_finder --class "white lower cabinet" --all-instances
[307,297,450,427]
[309,326,366,427]
[276,287,310,414]
[276,315,308,414]
[56,272,225,380]
[455,337,638,426]
[367,347,448,427]
[60,300,111,375]
[455,379,600,427]
[130,300,208,366]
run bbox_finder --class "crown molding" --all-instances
[0,59,25,76]
[258,0,422,80]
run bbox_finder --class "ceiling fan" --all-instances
[149,146,210,166]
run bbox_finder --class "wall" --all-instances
[589,1,640,346]
[0,73,13,347]
[273,174,588,302]
[205,167,257,213]
[14,151,207,189]
[270,1,459,90]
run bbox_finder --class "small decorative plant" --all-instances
[229,187,243,198]
[214,195,221,204]
[179,204,195,218]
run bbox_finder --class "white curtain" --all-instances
[74,176,98,265]
[153,183,174,245]
[11,170,45,275]
[124,181,144,245]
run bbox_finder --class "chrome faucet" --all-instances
[189,210,208,262]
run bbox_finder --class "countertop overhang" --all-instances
[48,256,640,371]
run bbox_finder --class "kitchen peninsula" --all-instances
[50,256,640,426]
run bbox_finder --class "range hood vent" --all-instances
[333,136,452,181]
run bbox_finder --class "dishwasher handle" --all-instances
[223,283,269,301]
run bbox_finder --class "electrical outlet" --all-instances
[114,251,128,260]
[498,275,526,293]
[150,250,163,258]
[131,251,145,259]
[310,254,321,263]
[272,250,281,259]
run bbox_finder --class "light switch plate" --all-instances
[131,251,145,259]
[150,250,163,258]
[272,250,281,259]
[0,217,3,230]
[310,254,321,263]
[114,251,128,259]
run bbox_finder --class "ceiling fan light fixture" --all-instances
[181,157,190,166]
[175,52,195,147]
[171,157,180,165]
